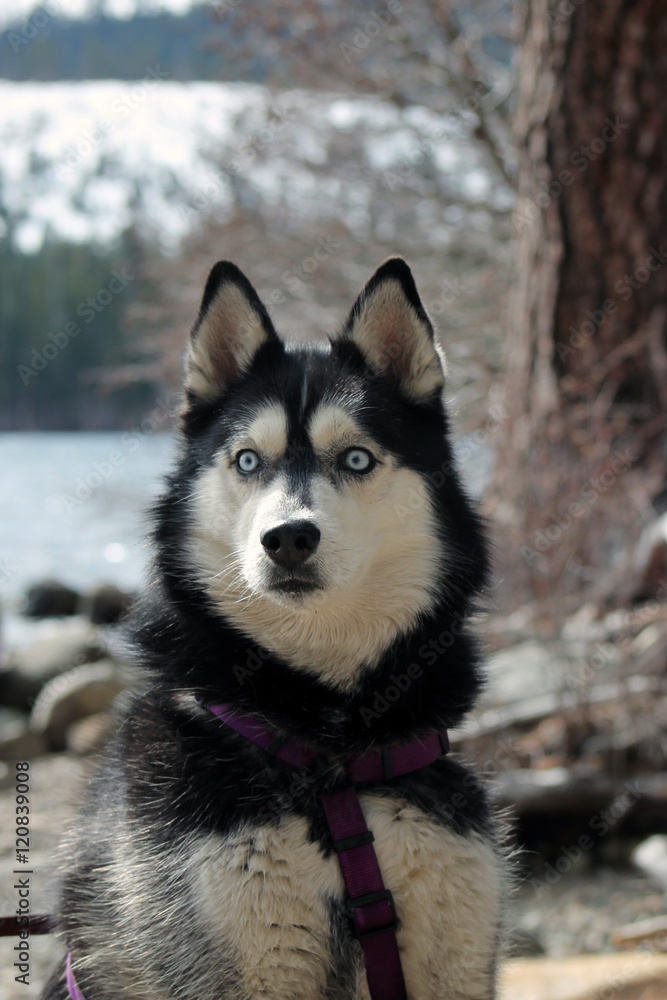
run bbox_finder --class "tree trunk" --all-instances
[492,0,667,616]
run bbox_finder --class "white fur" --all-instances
[308,403,363,453]
[185,402,444,690]
[235,404,289,463]
[191,796,502,1000]
[193,816,342,999]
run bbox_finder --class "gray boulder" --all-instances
[30,659,125,751]
[23,579,79,618]
[0,718,48,760]
[0,619,106,711]
[80,584,134,625]
[66,712,115,755]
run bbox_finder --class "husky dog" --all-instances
[43,258,507,1000]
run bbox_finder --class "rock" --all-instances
[0,619,106,711]
[494,766,667,823]
[23,579,79,618]
[30,660,125,751]
[0,719,48,760]
[80,583,134,625]
[66,712,114,755]
[0,707,26,728]
[632,835,667,892]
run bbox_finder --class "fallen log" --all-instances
[492,768,667,817]
[450,676,662,743]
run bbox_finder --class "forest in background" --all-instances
[0,1,513,86]
[0,233,155,429]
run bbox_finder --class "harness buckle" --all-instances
[347,888,399,939]
[332,829,375,853]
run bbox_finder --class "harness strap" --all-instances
[348,729,449,783]
[206,701,447,784]
[0,917,83,1000]
[206,702,320,769]
[321,785,407,1000]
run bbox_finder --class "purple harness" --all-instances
[205,702,449,1000]
[11,702,449,1000]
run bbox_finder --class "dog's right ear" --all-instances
[184,261,279,404]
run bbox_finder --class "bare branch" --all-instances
[423,0,517,187]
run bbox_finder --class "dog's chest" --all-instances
[191,792,501,1000]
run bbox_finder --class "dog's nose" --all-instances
[260,520,321,568]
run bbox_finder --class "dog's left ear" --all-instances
[340,258,445,403]
[185,261,279,404]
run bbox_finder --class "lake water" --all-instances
[0,432,178,608]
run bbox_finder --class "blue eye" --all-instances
[341,448,374,473]
[236,450,261,474]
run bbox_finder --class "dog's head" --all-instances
[161,258,486,690]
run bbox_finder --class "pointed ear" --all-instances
[340,258,446,403]
[185,261,279,403]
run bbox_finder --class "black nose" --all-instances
[260,520,321,568]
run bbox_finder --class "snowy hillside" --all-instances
[0,79,503,253]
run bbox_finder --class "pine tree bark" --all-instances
[493,0,667,614]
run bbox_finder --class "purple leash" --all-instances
[62,701,450,1000]
[66,952,87,1000]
